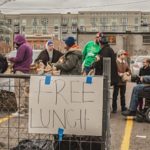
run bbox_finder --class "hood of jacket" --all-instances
[14,34,26,45]
[66,44,82,59]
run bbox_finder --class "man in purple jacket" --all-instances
[8,34,33,117]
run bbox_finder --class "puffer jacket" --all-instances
[54,45,82,75]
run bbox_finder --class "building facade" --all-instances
[2,11,150,54]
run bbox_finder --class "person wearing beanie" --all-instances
[35,39,63,66]
[65,36,75,48]
[53,36,82,75]
[92,36,119,86]
[82,32,102,75]
[8,34,33,117]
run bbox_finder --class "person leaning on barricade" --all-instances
[52,36,82,75]
[8,34,33,117]
[122,75,150,116]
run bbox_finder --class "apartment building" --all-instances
[2,11,150,54]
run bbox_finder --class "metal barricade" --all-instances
[0,71,111,150]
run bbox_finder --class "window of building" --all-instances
[78,18,85,26]
[41,18,48,26]
[54,26,59,32]
[22,19,27,26]
[100,17,107,24]
[62,18,68,25]
[143,35,150,44]
[135,18,139,24]
[121,17,128,25]
[7,19,12,25]
[72,18,77,25]
[32,18,38,26]
[134,26,139,32]
[71,26,77,33]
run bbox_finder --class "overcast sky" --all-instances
[0,0,150,14]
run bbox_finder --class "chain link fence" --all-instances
[0,59,111,150]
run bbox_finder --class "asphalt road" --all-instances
[110,82,150,150]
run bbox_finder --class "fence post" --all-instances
[102,58,111,150]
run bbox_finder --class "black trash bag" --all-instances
[54,135,102,150]
[11,139,54,150]
[0,90,17,112]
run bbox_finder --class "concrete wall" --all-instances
[78,33,150,56]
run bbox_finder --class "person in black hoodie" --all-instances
[93,36,119,86]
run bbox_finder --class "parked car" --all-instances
[0,49,42,92]
[6,49,42,65]
[130,55,150,75]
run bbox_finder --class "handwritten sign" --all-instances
[29,76,103,136]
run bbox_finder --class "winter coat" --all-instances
[35,49,63,65]
[9,43,32,73]
[82,41,101,67]
[116,58,130,85]
[93,44,119,85]
[139,66,150,76]
[54,45,82,75]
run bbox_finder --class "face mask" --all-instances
[14,43,21,49]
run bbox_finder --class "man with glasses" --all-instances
[122,75,150,116]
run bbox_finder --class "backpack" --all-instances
[0,54,8,73]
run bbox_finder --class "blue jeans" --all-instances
[129,84,145,111]
[83,66,91,75]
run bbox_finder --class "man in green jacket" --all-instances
[82,32,102,75]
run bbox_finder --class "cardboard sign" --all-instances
[29,76,103,136]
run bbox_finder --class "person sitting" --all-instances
[138,58,150,110]
[122,75,150,116]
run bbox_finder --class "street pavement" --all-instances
[110,82,150,150]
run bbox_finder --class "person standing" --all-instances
[8,34,33,116]
[112,49,131,113]
[35,40,63,65]
[82,32,102,75]
[92,36,119,86]
[53,36,82,75]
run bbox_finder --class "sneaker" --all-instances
[121,107,127,112]
[122,110,136,116]
[12,112,25,117]
[111,110,117,113]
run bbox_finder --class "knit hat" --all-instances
[96,32,104,38]
[100,36,108,45]
[14,34,26,45]
[47,40,53,46]
[65,37,75,47]
[117,49,128,57]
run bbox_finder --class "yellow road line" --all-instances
[0,115,12,124]
[121,118,134,150]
